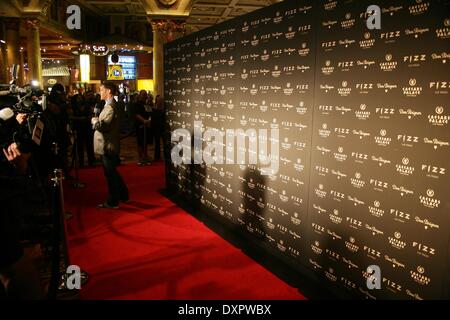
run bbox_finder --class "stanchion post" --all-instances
[72,130,85,189]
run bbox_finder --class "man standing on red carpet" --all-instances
[91,81,129,209]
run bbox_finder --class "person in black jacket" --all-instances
[151,95,164,161]
[0,141,44,299]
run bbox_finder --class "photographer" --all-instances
[38,83,71,178]
[0,139,44,299]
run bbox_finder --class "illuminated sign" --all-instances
[107,65,124,80]
[108,55,136,80]
[90,44,109,56]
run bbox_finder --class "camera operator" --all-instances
[37,83,71,179]
[0,136,44,299]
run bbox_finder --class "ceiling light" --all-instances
[0,39,5,44]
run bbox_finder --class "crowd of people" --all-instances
[0,81,165,299]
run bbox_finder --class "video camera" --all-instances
[0,65,46,161]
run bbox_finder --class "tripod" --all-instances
[70,130,86,189]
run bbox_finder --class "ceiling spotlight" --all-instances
[0,39,5,44]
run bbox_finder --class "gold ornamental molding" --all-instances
[140,0,193,19]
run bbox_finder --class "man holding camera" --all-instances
[1,139,44,299]
[91,82,129,209]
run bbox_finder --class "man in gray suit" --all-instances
[91,82,129,209]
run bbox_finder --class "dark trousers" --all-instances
[102,153,129,206]
[76,127,95,167]
[154,132,161,160]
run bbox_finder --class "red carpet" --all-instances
[65,162,305,300]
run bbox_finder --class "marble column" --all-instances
[151,21,165,98]
[4,18,20,83]
[25,19,42,88]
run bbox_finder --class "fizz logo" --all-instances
[338,60,354,71]
[397,134,419,148]
[312,222,326,234]
[390,209,411,223]
[430,81,449,94]
[346,216,363,229]
[370,178,389,191]
[421,164,445,179]
[356,83,374,94]
[380,30,401,42]
[412,242,435,258]
[351,151,368,163]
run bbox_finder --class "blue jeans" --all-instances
[102,154,128,206]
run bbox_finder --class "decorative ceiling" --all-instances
[81,0,281,33]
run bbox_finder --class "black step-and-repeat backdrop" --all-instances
[164,0,450,299]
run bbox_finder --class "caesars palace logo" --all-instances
[428,106,449,126]
[341,13,355,29]
[410,266,431,286]
[436,19,450,39]
[360,32,375,49]
[420,189,440,209]
[380,54,397,71]
[409,0,430,15]
[403,78,422,97]
[324,0,337,11]
[369,200,384,218]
